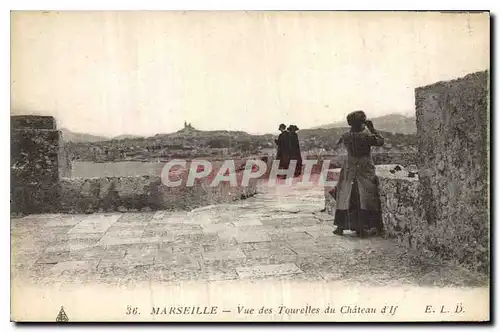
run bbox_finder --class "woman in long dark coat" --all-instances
[288,125,303,177]
[333,111,384,237]
[275,124,290,171]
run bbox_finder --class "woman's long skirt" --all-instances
[334,179,383,232]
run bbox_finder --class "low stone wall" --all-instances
[60,172,258,213]
[378,172,425,249]
[11,115,56,130]
[372,152,417,167]
[262,152,417,179]
[379,172,488,272]
[310,152,417,168]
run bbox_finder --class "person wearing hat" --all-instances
[333,111,385,237]
[274,123,291,174]
[287,125,303,177]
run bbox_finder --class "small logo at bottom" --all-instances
[56,306,69,322]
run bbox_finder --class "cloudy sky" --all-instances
[11,11,489,136]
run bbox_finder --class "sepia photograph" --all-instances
[9,10,490,322]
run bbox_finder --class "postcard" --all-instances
[10,10,490,322]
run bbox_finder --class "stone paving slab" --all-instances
[232,219,263,227]
[305,230,336,239]
[155,254,201,270]
[242,248,297,262]
[117,212,154,223]
[234,232,272,244]
[44,239,98,253]
[202,240,246,252]
[108,222,148,229]
[201,223,235,234]
[45,215,86,227]
[64,233,104,241]
[51,260,99,274]
[202,248,246,261]
[106,228,146,238]
[204,270,239,281]
[99,256,155,269]
[236,263,303,279]
[83,247,127,260]
[97,234,173,247]
[144,224,203,238]
[151,211,190,224]
[36,251,85,264]
[250,240,290,251]
[68,214,121,234]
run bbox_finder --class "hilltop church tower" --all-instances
[180,121,195,132]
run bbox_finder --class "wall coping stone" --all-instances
[11,115,56,130]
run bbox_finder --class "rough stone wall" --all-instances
[378,174,426,250]
[58,143,72,178]
[60,173,258,213]
[11,116,61,214]
[10,115,56,131]
[416,70,489,272]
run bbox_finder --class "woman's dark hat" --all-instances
[346,111,367,126]
[287,125,299,131]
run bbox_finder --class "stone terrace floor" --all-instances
[11,179,488,288]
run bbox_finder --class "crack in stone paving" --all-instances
[11,180,488,287]
[271,210,301,214]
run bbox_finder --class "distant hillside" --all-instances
[113,134,144,140]
[313,113,416,134]
[60,128,109,142]
[60,129,145,142]
[65,122,417,163]
[297,126,417,153]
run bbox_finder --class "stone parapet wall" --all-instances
[371,152,417,167]
[378,174,425,249]
[60,172,258,214]
[378,173,488,272]
[10,115,57,130]
[11,116,61,214]
[264,152,417,177]
[416,70,489,272]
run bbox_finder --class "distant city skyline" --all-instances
[11,11,489,136]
